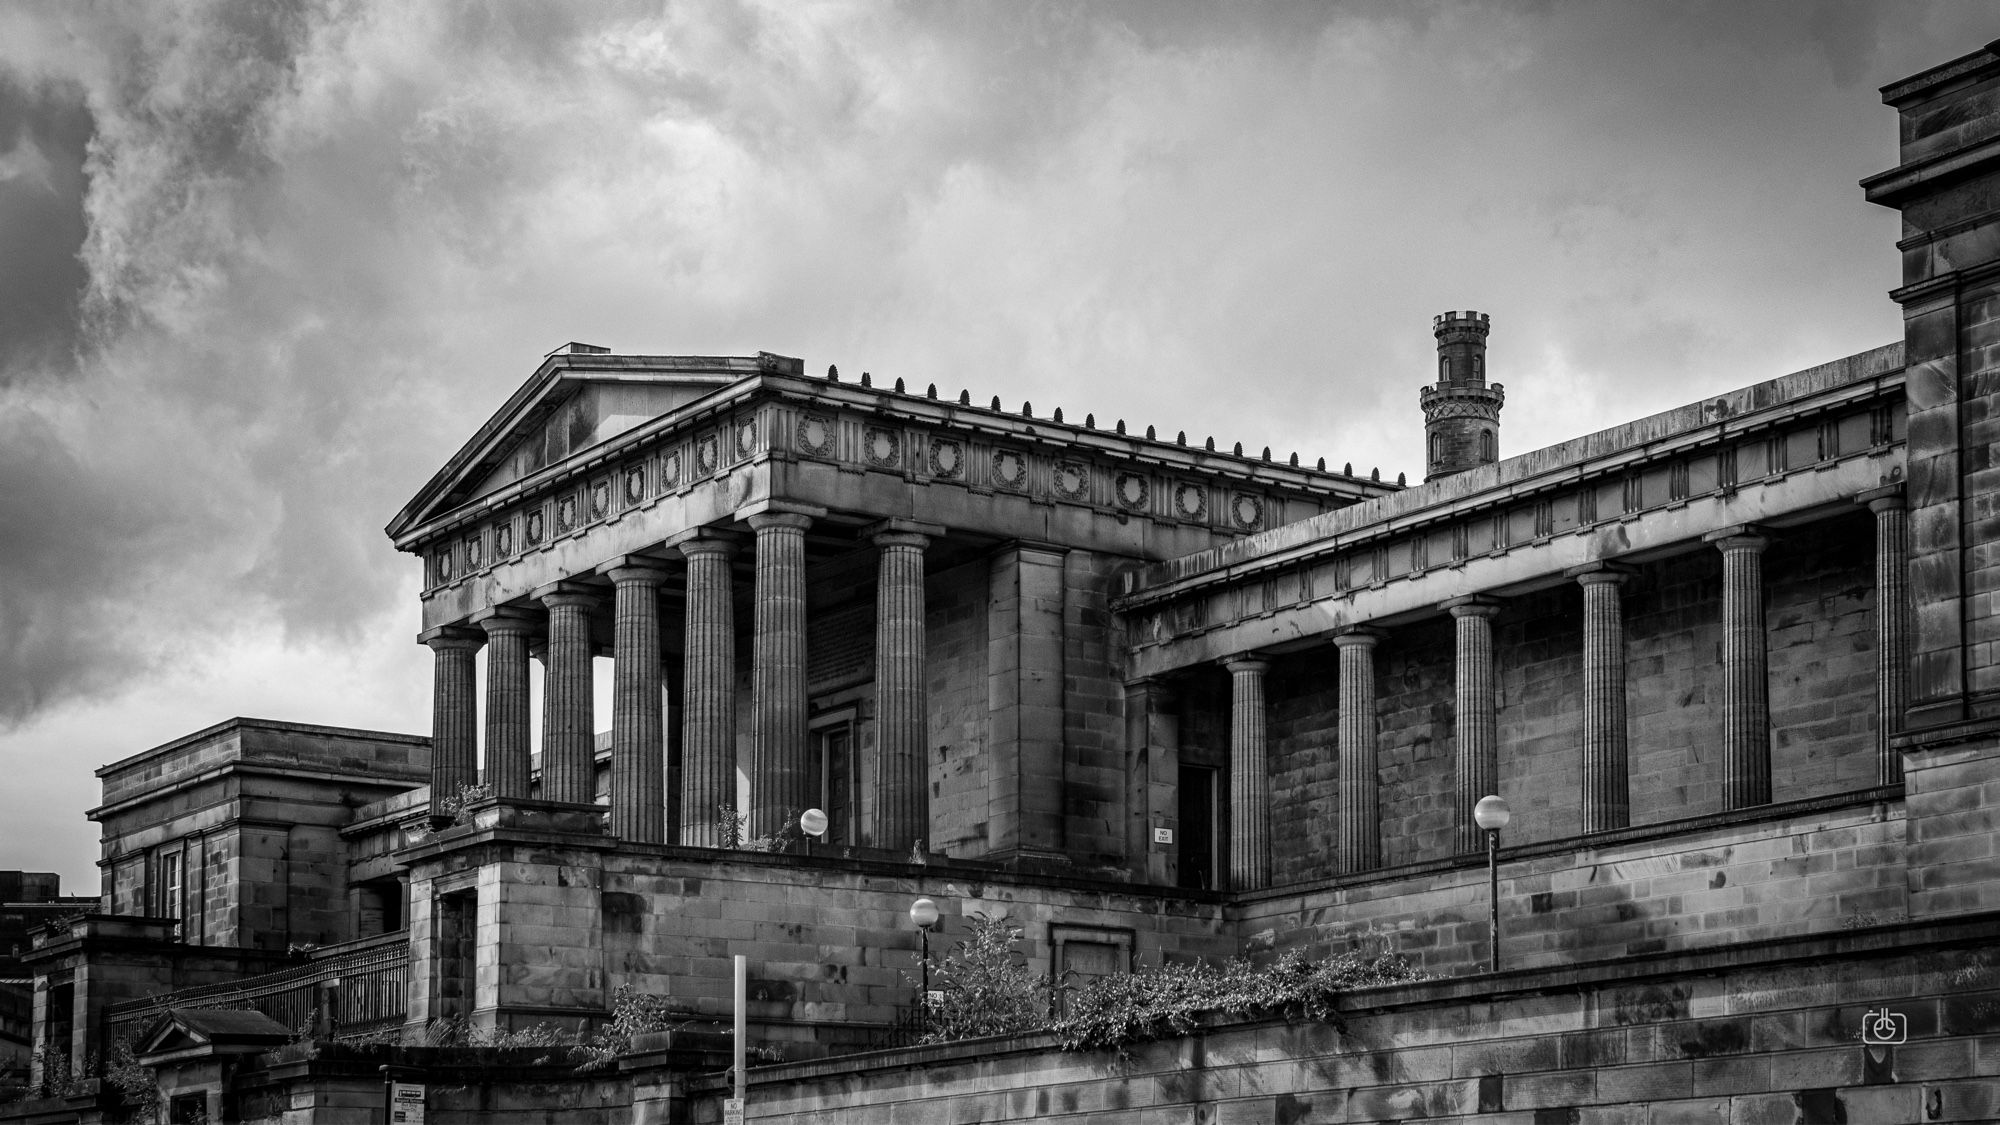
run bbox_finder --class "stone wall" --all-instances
[1059,549,1129,869]
[1240,792,1905,977]
[927,557,992,859]
[700,915,2000,1125]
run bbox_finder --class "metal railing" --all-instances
[105,933,408,1046]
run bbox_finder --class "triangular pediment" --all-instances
[387,348,799,544]
[133,1007,292,1060]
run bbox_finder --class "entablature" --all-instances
[1118,345,1907,677]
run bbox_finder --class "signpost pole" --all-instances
[728,953,747,1124]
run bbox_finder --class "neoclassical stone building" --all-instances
[8,38,2000,1125]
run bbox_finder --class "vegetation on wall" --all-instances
[916,915,1428,1053]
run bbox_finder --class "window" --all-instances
[1439,355,1450,380]
[157,849,184,935]
[1177,765,1219,890]
[809,711,860,845]
[1480,429,1495,461]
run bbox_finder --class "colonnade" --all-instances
[421,510,941,849]
[1221,494,1910,890]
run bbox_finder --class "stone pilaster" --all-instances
[1123,677,1179,885]
[1707,528,1771,809]
[872,523,937,851]
[1443,597,1500,855]
[678,535,736,847]
[1571,565,1633,832]
[474,610,539,799]
[538,586,602,806]
[1860,486,1910,784]
[1224,656,1271,891]
[1335,629,1383,874]
[605,558,672,842]
[423,627,484,803]
[748,509,816,840]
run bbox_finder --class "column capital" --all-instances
[735,498,827,525]
[669,529,741,560]
[471,607,543,639]
[1703,525,1769,553]
[1222,654,1271,674]
[598,555,674,586]
[865,517,946,547]
[1333,627,1385,650]
[419,624,485,651]
[532,582,604,611]
[1857,483,1906,512]
[1566,561,1637,587]
[746,510,816,533]
[1441,595,1502,618]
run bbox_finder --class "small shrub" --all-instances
[915,914,1050,1042]
[912,919,1429,1053]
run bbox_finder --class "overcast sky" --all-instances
[0,2,1994,891]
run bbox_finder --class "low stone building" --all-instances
[6,35,2000,1125]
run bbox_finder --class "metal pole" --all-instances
[1487,827,1500,972]
[732,953,747,1106]
[918,928,931,1032]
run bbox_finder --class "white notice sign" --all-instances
[390,1082,426,1124]
[722,1097,745,1125]
[1152,827,1174,844]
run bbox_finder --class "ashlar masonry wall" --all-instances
[701,915,2000,1125]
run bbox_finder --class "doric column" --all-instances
[538,585,602,806]
[475,610,539,799]
[1860,487,1909,784]
[1571,565,1633,832]
[1224,656,1271,891]
[1707,528,1771,809]
[423,626,484,803]
[1335,629,1383,874]
[1443,597,1500,854]
[678,535,736,847]
[872,522,938,852]
[748,509,816,839]
[605,558,672,842]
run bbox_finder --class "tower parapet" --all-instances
[1421,310,1504,480]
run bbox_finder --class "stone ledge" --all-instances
[1240,784,1904,905]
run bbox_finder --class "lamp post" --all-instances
[1473,795,1511,972]
[909,897,940,1031]
[799,808,827,857]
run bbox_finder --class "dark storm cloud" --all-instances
[1,1,1999,884]
[0,74,89,385]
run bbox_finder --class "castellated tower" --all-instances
[1420,310,1505,480]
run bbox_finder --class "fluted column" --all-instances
[475,610,539,799]
[873,525,935,851]
[748,510,815,839]
[424,627,484,802]
[1707,528,1771,809]
[1572,565,1632,832]
[606,559,672,842]
[1225,656,1271,891]
[1860,486,1909,784]
[1335,629,1383,874]
[679,535,736,847]
[1444,597,1500,854]
[538,586,602,805]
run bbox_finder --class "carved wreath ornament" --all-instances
[796,415,834,457]
[928,438,963,478]
[992,449,1028,490]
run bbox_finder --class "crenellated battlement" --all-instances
[1432,310,1492,338]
